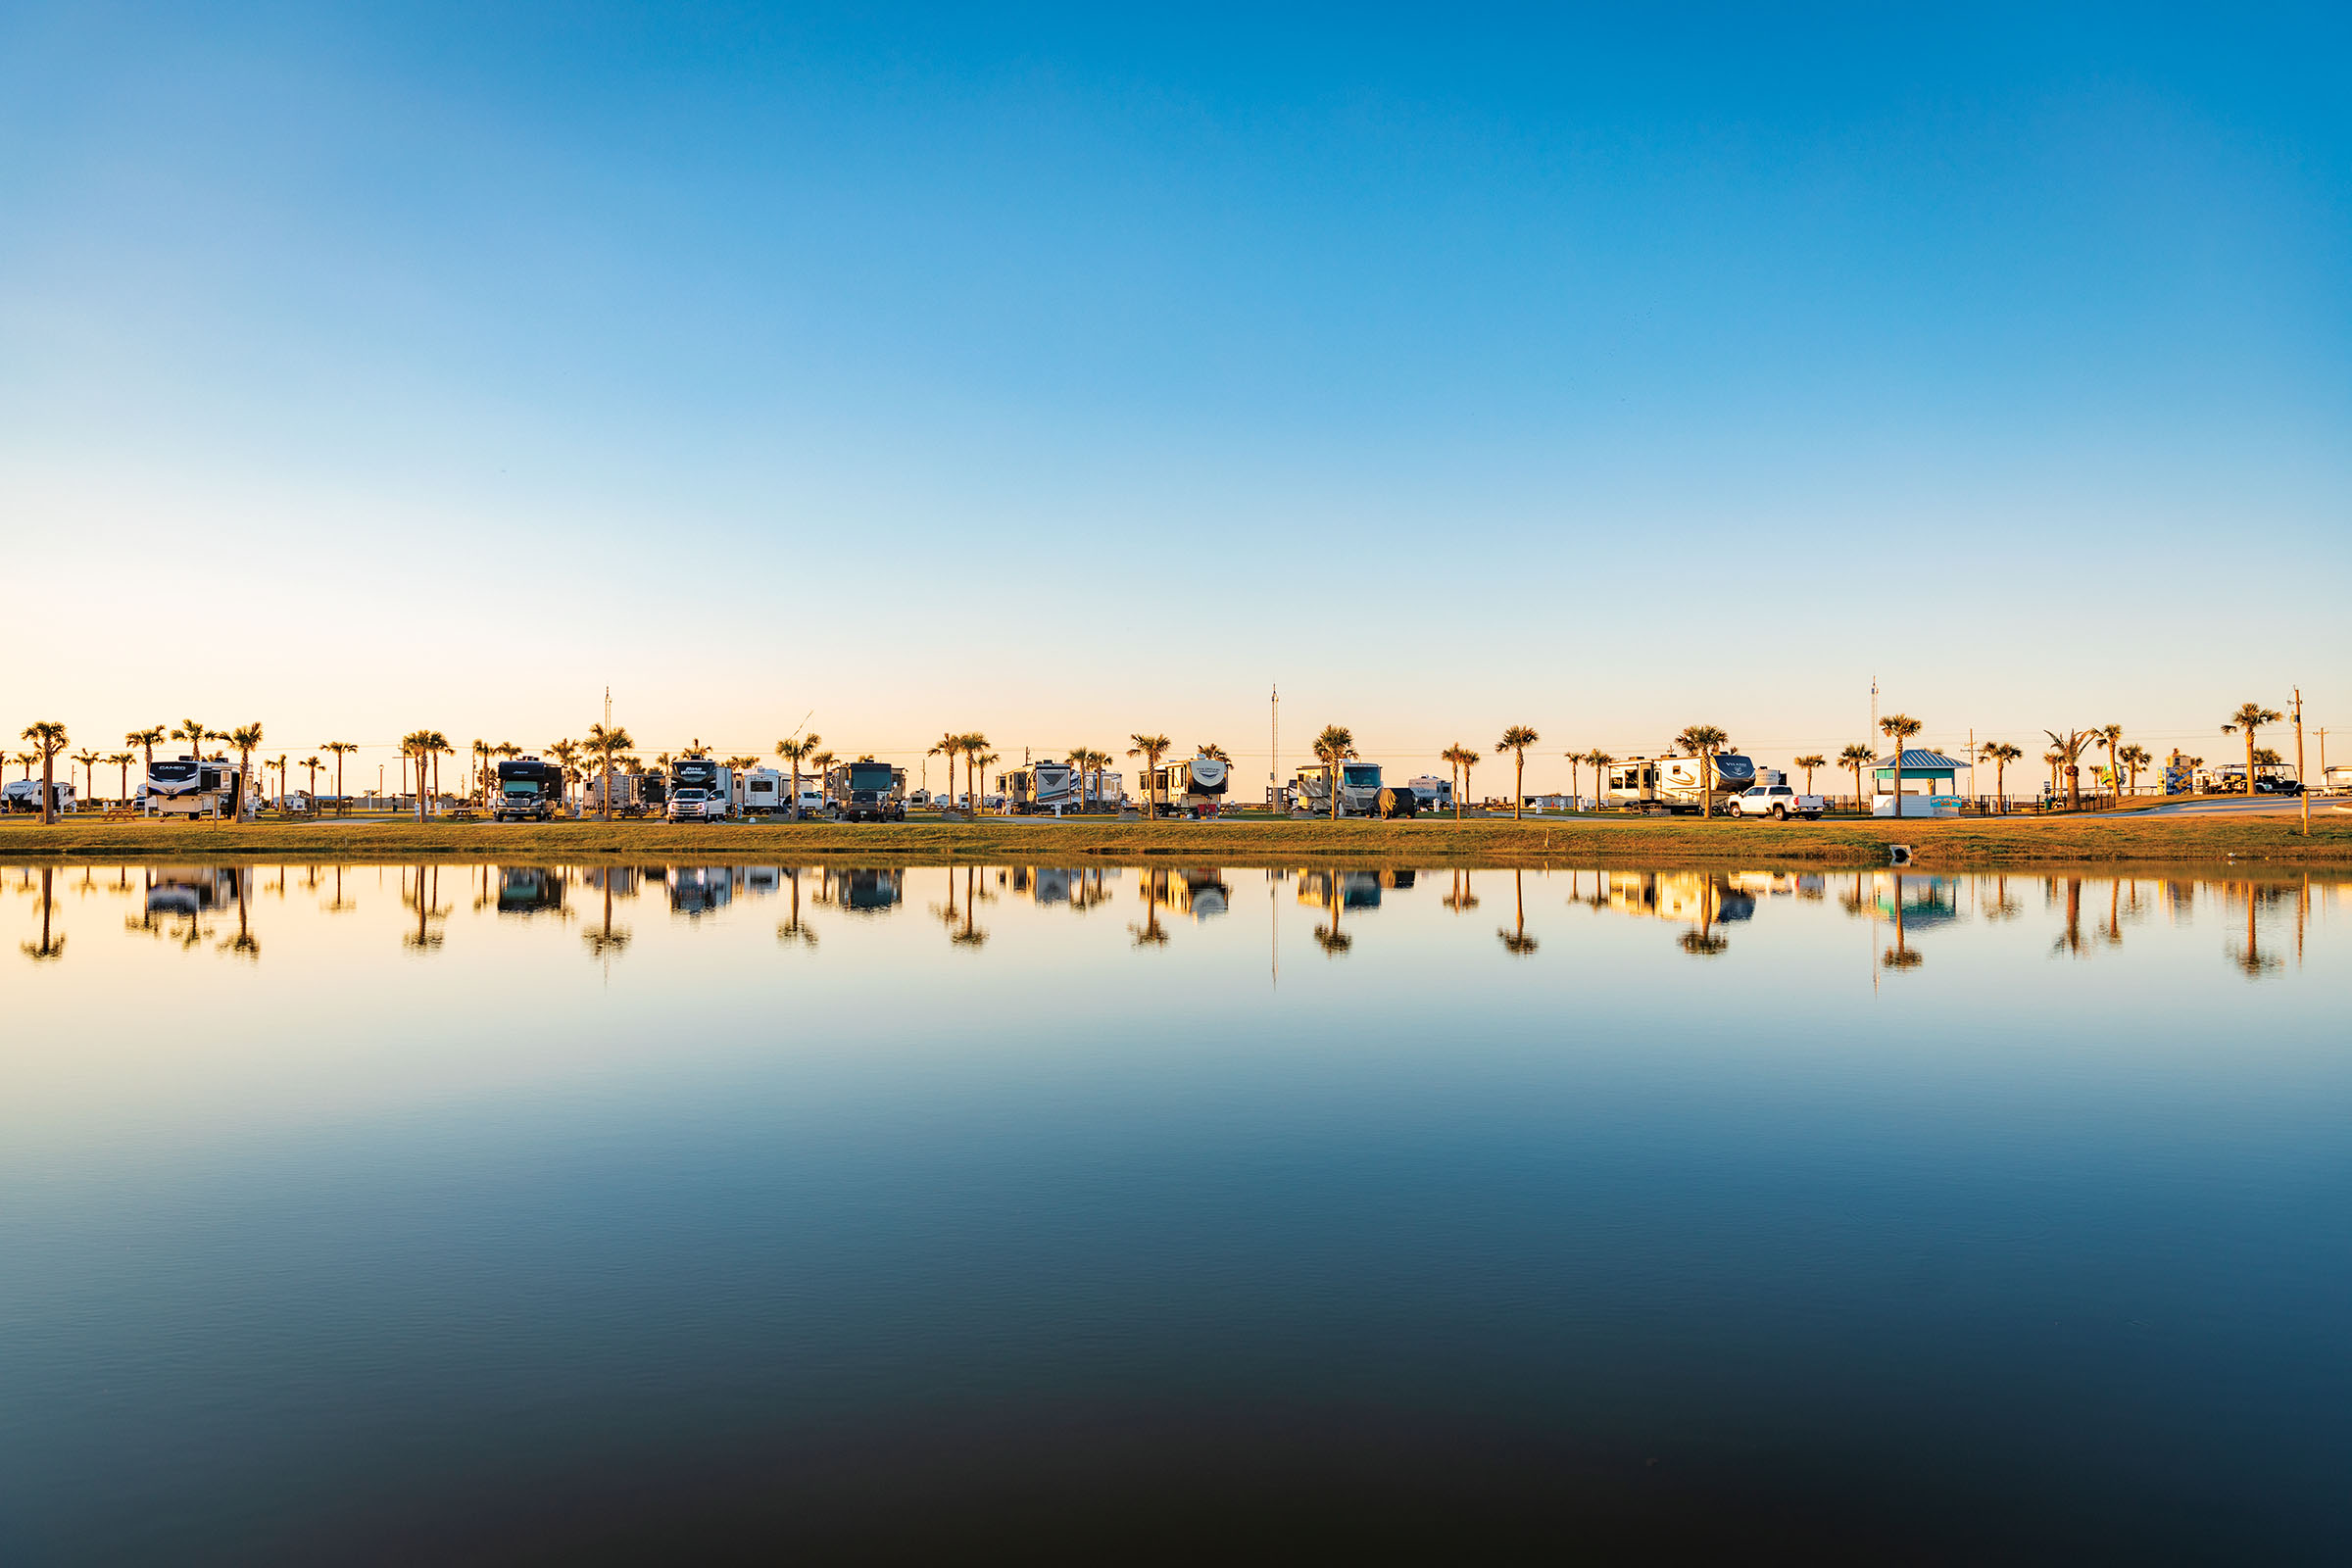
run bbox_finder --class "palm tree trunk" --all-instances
[1701,750,1713,819]
[1512,753,1523,819]
[2245,732,2257,797]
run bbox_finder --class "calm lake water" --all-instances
[4,860,2348,1563]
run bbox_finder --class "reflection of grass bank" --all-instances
[5,813,2351,867]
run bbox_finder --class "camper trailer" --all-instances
[3,778,76,814]
[1136,754,1231,818]
[143,757,241,818]
[737,767,787,815]
[1080,769,1123,810]
[1405,775,1454,812]
[1003,760,1083,815]
[1604,753,1757,814]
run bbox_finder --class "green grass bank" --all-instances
[5,811,2349,868]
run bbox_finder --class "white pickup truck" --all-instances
[1727,783,1824,820]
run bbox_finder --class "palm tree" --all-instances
[1587,750,1613,811]
[424,731,453,811]
[775,735,817,818]
[10,751,31,781]
[171,717,215,772]
[1441,744,1477,820]
[1066,746,1107,811]
[301,755,322,808]
[2041,749,2064,802]
[72,747,99,801]
[2042,727,2093,810]
[1674,724,1731,818]
[2118,743,2151,797]
[106,751,135,804]
[1879,715,1922,815]
[1199,742,1231,762]
[2094,723,2125,806]
[545,738,580,813]
[2221,702,2281,797]
[1793,754,1826,796]
[1127,733,1171,819]
[1838,743,1874,811]
[973,751,1000,810]
[1311,726,1354,822]
[930,732,963,801]
[223,723,265,819]
[21,721,68,823]
[1977,741,2023,811]
[400,732,434,821]
[585,722,635,821]
[470,738,493,805]
[126,726,166,785]
[320,741,359,812]
[1497,726,1539,818]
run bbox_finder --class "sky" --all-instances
[4,3,2347,795]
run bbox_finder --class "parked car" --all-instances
[2251,775,2304,796]
[1727,784,1824,820]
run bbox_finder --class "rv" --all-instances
[1081,769,1123,810]
[3,778,75,814]
[582,769,662,817]
[1604,753,1758,814]
[1003,760,1083,816]
[143,756,241,819]
[495,867,565,915]
[666,864,733,914]
[1292,760,1412,818]
[737,767,788,815]
[1136,754,1231,818]
[665,758,733,822]
[494,758,566,822]
[824,760,906,822]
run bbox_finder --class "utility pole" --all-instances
[2293,688,2307,836]
[1270,684,1280,815]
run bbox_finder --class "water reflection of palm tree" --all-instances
[219,871,259,962]
[22,868,65,961]
[776,867,815,949]
[2051,875,2087,957]
[953,865,990,948]
[1496,868,1538,956]
[586,871,632,960]
[1984,872,2020,921]
[1444,868,1479,914]
[1131,870,1171,947]
[2230,886,2282,978]
[1678,875,1730,957]
[403,864,448,951]
[1880,871,1922,969]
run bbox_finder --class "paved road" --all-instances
[2120,796,2349,819]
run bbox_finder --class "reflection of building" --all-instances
[1144,867,1232,919]
[145,866,241,916]
[495,867,565,915]
[1870,874,1959,927]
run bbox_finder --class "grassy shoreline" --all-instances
[4,812,2349,868]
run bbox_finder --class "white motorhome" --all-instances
[1293,760,1406,818]
[1605,753,1757,814]
[1405,774,1454,811]
[143,756,242,818]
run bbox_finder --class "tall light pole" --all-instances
[2293,687,2308,837]
[1270,683,1279,814]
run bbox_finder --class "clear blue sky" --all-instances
[5,4,2346,791]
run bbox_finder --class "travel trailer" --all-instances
[1080,769,1123,810]
[736,767,787,814]
[665,758,733,822]
[1002,760,1083,815]
[823,760,906,822]
[494,758,566,821]
[1136,754,1231,817]
[3,778,75,814]
[1405,775,1453,811]
[1604,753,1757,814]
[582,770,662,816]
[143,756,242,818]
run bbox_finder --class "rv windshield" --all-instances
[849,763,894,791]
[1343,765,1380,787]
[503,780,542,796]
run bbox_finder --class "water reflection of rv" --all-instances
[495,867,565,915]
[145,865,241,916]
[1297,870,1386,909]
[667,866,734,915]
[831,868,903,911]
[1603,871,1755,923]
[1145,867,1232,919]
